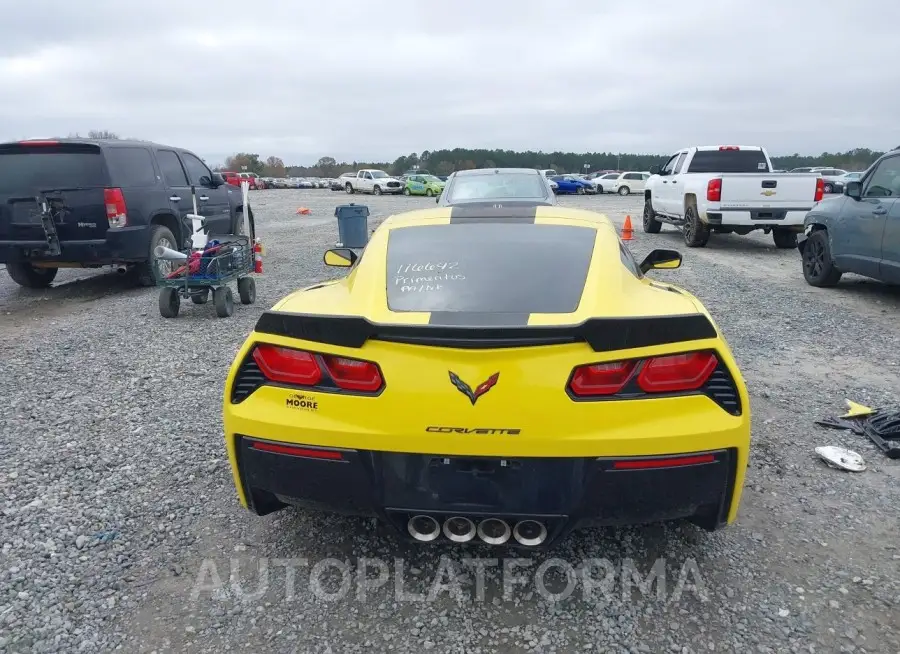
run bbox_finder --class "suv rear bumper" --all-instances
[0,226,149,264]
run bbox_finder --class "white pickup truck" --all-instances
[343,169,404,195]
[643,145,824,248]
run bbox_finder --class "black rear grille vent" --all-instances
[231,357,266,403]
[703,367,741,416]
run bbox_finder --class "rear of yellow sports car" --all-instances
[223,204,751,547]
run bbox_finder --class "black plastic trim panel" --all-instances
[253,311,718,351]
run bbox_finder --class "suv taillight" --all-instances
[251,344,384,394]
[104,188,127,228]
[707,178,722,202]
[814,177,825,202]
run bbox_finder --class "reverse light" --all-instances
[321,355,384,392]
[104,188,128,228]
[252,344,322,386]
[814,177,825,202]
[569,361,636,397]
[707,178,722,202]
[567,351,719,397]
[636,352,718,393]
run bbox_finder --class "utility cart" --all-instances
[154,235,257,318]
[153,197,260,318]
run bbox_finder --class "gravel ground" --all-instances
[1,189,898,654]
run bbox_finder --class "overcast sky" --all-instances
[1,1,897,166]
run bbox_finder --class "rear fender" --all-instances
[797,222,827,253]
[148,211,183,248]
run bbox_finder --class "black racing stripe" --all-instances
[428,311,531,327]
[448,204,538,224]
[253,311,718,351]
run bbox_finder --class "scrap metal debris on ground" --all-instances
[814,445,866,472]
[816,399,900,459]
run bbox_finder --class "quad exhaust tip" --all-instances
[443,516,476,543]
[513,520,548,547]
[407,515,441,542]
[476,517,512,545]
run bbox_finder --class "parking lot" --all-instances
[1,191,899,654]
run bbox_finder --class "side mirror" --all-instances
[639,248,682,274]
[198,175,214,187]
[649,165,661,175]
[845,181,862,199]
[323,248,358,267]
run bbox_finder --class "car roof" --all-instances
[451,167,540,177]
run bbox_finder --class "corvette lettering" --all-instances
[426,426,521,435]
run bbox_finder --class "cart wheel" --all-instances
[159,287,180,318]
[191,289,209,305]
[213,287,234,318]
[237,277,257,305]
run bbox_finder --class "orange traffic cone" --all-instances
[296,207,311,215]
[621,215,634,241]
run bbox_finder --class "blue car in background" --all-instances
[550,175,594,195]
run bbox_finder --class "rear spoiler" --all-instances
[253,311,718,352]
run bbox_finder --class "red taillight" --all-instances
[567,351,718,398]
[814,177,825,202]
[707,178,722,202]
[612,453,715,470]
[718,146,740,151]
[322,355,384,392]
[569,360,637,397]
[250,344,383,393]
[252,344,322,386]
[250,441,344,460]
[103,188,128,228]
[636,352,718,393]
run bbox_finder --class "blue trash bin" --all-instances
[334,204,370,248]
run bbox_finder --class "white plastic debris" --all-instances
[814,446,866,472]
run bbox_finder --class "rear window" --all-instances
[687,149,770,173]
[0,144,108,193]
[386,223,595,314]
[445,173,549,203]
[105,147,158,187]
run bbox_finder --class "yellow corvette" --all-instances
[223,203,751,548]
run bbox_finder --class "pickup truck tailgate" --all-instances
[717,174,819,209]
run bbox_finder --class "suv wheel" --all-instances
[801,230,842,287]
[6,262,58,289]
[136,225,177,287]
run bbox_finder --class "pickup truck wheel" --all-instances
[618,186,630,196]
[345,183,354,194]
[772,228,798,249]
[373,185,382,196]
[801,230,842,287]
[135,225,177,287]
[6,262,59,289]
[642,200,662,234]
[682,205,710,247]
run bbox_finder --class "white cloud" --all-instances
[0,0,898,164]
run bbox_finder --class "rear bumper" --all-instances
[232,435,741,547]
[0,226,150,264]
[704,208,810,228]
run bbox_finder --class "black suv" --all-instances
[0,139,250,288]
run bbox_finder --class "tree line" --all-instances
[44,132,893,176]
[223,147,893,178]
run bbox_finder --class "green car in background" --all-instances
[402,174,445,197]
